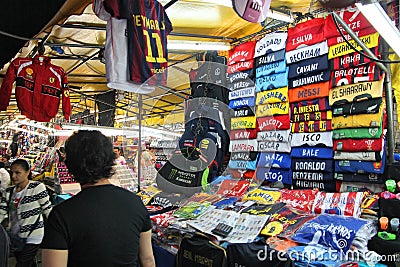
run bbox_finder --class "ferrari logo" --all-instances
[64,90,70,97]
[26,68,33,75]
[49,77,55,83]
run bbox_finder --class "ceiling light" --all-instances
[167,40,231,51]
[355,1,400,57]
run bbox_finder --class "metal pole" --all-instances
[137,94,142,192]
[382,42,396,164]
[331,12,387,72]
[332,12,394,163]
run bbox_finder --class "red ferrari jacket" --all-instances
[0,55,71,122]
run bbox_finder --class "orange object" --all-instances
[380,217,389,231]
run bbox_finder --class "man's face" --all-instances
[114,149,120,158]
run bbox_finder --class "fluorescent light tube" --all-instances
[167,40,231,51]
[267,9,293,23]
[356,1,400,57]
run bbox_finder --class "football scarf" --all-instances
[254,31,288,57]
[334,150,382,161]
[332,98,382,116]
[286,41,328,64]
[256,87,288,105]
[289,70,330,89]
[228,86,255,100]
[230,128,258,140]
[255,49,286,68]
[291,97,330,114]
[328,32,380,59]
[329,46,378,70]
[231,116,257,130]
[257,114,291,131]
[228,79,255,92]
[256,60,287,77]
[256,167,292,185]
[229,97,256,109]
[230,169,256,179]
[228,59,254,74]
[229,159,258,170]
[292,171,334,182]
[258,140,291,153]
[286,17,326,51]
[291,120,332,133]
[335,158,385,174]
[261,206,316,238]
[324,8,373,39]
[288,81,330,102]
[228,40,256,65]
[227,69,253,84]
[291,158,334,172]
[333,135,384,152]
[257,129,291,142]
[256,102,289,117]
[280,189,319,213]
[292,214,367,252]
[230,151,259,161]
[291,131,333,147]
[230,106,256,118]
[332,124,383,139]
[329,78,384,106]
[258,152,291,169]
[288,55,329,79]
[327,26,377,47]
[339,181,385,194]
[229,139,258,152]
[330,62,383,88]
[311,191,365,217]
[242,187,281,205]
[334,172,384,184]
[290,147,334,159]
[293,180,336,192]
[331,104,384,129]
[292,110,332,122]
[255,69,289,92]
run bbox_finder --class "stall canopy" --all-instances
[0,0,323,127]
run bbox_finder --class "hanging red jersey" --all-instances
[0,55,71,122]
[324,5,373,39]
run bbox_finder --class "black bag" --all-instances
[8,232,26,252]
[177,233,227,267]
[0,224,9,267]
[227,239,295,267]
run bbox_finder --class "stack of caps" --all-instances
[325,7,386,188]
[286,18,335,192]
[227,41,259,180]
[253,31,292,186]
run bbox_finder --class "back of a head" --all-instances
[64,130,115,185]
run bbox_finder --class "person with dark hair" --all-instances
[114,146,126,165]
[41,130,155,267]
[0,159,52,267]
